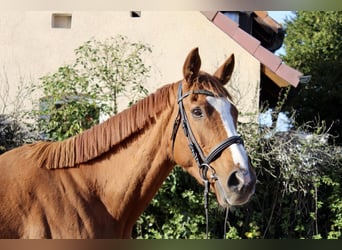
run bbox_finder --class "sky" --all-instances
[268,11,294,23]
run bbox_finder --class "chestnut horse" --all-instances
[0,48,256,238]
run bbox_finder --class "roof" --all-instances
[201,11,303,88]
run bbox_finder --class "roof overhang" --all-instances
[201,11,303,88]
[262,64,293,87]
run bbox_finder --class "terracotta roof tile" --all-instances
[232,28,260,54]
[276,64,302,87]
[253,45,282,72]
[212,12,239,37]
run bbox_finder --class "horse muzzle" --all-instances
[214,168,256,207]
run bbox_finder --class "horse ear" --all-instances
[214,54,235,85]
[183,48,201,85]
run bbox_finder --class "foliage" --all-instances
[74,36,151,113]
[35,65,100,140]
[31,36,151,141]
[0,69,38,154]
[133,110,342,239]
[133,167,222,239]
[241,117,342,239]
[282,11,342,144]
[0,114,37,154]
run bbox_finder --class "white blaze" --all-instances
[206,96,249,171]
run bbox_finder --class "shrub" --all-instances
[30,36,151,141]
[0,114,37,154]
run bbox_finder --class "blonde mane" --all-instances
[28,83,176,169]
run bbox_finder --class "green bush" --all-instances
[30,36,151,141]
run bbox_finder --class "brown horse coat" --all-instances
[0,48,256,238]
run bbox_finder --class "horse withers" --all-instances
[0,48,256,238]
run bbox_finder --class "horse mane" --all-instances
[28,83,176,169]
[27,72,232,170]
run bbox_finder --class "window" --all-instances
[51,13,72,29]
[130,11,141,18]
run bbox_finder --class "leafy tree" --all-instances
[31,36,151,141]
[281,11,342,144]
[74,36,151,114]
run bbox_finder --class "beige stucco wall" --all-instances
[0,11,260,122]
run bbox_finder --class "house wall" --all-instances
[0,11,260,122]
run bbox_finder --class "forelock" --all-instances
[193,72,232,100]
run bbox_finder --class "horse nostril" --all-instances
[227,171,245,192]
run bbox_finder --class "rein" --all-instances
[171,82,244,239]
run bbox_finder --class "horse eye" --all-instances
[191,107,204,118]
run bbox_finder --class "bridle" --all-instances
[171,81,244,238]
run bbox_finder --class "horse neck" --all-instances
[82,87,178,227]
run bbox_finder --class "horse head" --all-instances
[172,48,256,207]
